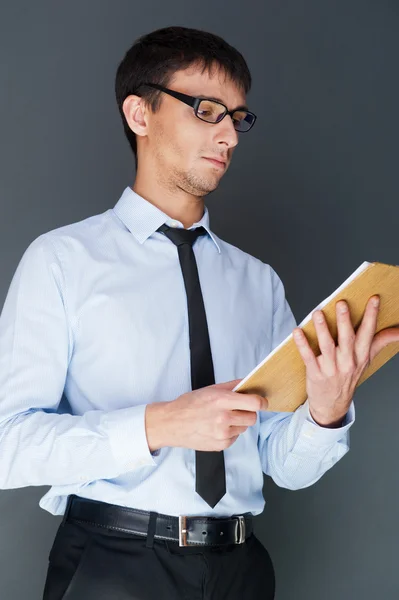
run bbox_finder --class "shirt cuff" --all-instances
[296,398,355,446]
[105,404,160,473]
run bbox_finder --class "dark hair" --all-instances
[114,26,252,168]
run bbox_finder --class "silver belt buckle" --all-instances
[235,516,246,544]
[178,515,189,547]
[179,515,246,546]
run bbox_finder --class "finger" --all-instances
[354,296,380,364]
[336,300,356,364]
[215,425,247,442]
[223,393,268,412]
[210,379,243,390]
[227,425,249,437]
[369,326,399,363]
[312,310,336,375]
[293,327,321,378]
[229,410,258,427]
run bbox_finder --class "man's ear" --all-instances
[122,95,148,137]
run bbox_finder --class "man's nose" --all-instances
[216,115,239,148]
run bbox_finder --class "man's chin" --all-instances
[200,169,226,192]
[198,179,221,195]
[184,172,222,196]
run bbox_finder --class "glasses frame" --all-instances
[142,82,257,132]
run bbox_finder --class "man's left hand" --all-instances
[292,295,399,428]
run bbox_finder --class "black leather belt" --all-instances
[63,494,253,547]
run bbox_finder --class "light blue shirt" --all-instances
[0,186,354,517]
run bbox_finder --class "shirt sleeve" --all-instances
[257,266,355,490]
[0,235,159,490]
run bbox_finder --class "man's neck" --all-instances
[132,170,205,229]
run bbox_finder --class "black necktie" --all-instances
[157,222,226,508]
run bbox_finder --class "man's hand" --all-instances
[292,295,399,428]
[145,379,268,452]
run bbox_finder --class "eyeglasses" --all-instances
[142,82,257,133]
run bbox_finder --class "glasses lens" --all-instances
[232,111,256,132]
[196,100,256,132]
[197,100,226,123]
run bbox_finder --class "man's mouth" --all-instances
[203,157,227,169]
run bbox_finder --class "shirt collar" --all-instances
[112,186,221,253]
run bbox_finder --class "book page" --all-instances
[233,261,371,392]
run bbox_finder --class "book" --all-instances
[232,261,399,412]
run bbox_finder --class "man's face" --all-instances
[144,64,247,196]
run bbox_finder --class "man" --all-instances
[1,25,398,600]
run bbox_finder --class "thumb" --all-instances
[209,378,243,390]
[370,326,399,363]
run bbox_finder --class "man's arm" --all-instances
[257,266,355,490]
[0,235,159,490]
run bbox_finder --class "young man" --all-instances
[1,25,395,600]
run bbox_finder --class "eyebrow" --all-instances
[196,94,249,112]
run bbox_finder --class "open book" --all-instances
[233,261,399,412]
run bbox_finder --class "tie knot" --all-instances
[157,223,207,247]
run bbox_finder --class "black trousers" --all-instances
[42,516,276,599]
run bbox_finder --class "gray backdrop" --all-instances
[1,1,398,598]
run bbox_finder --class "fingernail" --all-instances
[372,296,380,307]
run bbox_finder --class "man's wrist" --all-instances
[145,401,172,452]
[308,408,346,429]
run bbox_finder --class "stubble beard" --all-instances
[180,165,221,196]
[153,139,223,197]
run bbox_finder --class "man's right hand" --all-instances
[145,379,268,453]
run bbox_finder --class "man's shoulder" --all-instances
[27,208,114,261]
[45,208,111,243]
[212,231,273,275]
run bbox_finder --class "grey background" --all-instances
[0,1,398,598]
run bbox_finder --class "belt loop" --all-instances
[61,494,75,527]
[145,511,158,548]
